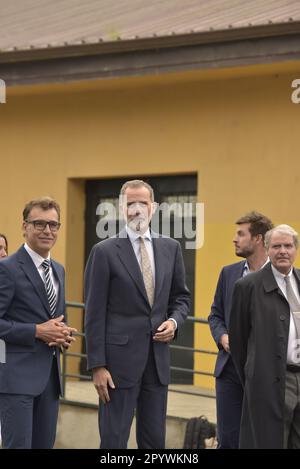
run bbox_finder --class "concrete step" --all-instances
[56,405,188,449]
[55,382,216,449]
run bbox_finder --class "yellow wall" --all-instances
[1,60,300,388]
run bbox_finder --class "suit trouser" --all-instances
[215,356,243,449]
[0,358,60,449]
[99,343,168,449]
[284,370,300,449]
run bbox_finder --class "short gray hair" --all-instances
[264,224,299,249]
[120,180,154,202]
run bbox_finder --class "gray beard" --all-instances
[128,219,148,234]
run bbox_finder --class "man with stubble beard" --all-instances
[208,211,273,448]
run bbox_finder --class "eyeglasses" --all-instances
[26,220,61,232]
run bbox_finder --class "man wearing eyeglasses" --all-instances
[0,197,76,449]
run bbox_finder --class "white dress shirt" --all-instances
[271,265,300,364]
[24,243,59,298]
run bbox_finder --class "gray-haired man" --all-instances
[230,224,300,448]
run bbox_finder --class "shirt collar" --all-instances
[243,257,270,276]
[243,261,249,276]
[24,243,51,269]
[126,225,152,243]
[261,257,270,269]
[271,264,293,282]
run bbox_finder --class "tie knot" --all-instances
[41,259,50,270]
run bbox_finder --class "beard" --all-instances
[128,217,149,233]
[235,246,255,258]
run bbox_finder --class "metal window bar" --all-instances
[61,301,216,406]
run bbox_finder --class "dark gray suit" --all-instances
[0,246,64,448]
[208,261,245,448]
[84,230,190,448]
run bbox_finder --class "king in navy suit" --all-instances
[0,197,76,449]
[85,180,190,449]
[208,211,273,448]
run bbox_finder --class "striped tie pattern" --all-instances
[139,237,154,307]
[41,259,57,317]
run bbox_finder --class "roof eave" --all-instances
[1,20,300,64]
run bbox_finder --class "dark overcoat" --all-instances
[229,263,298,449]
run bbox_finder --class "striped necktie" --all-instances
[41,259,57,317]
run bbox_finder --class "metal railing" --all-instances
[61,301,217,408]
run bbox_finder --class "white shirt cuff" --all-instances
[169,318,177,330]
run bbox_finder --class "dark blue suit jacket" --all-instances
[84,231,190,388]
[0,245,65,396]
[208,261,245,377]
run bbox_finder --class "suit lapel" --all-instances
[237,261,246,279]
[17,246,50,315]
[262,262,286,300]
[292,268,300,296]
[51,261,63,316]
[116,235,149,305]
[116,230,169,307]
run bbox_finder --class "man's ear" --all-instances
[256,233,263,244]
[152,202,158,214]
[22,221,27,238]
[119,194,127,221]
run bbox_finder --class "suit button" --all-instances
[280,315,286,321]
[276,377,280,382]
